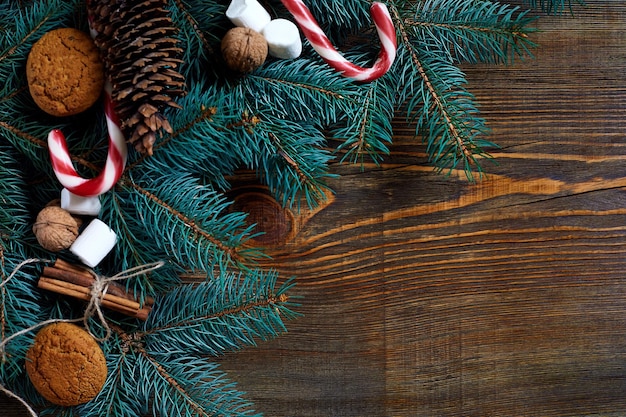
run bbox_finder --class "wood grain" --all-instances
[3,1,626,415]
[222,2,626,416]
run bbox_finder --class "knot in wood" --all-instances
[233,192,294,247]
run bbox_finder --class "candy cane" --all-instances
[48,82,127,197]
[280,0,397,82]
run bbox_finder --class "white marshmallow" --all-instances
[61,188,102,216]
[262,19,302,59]
[226,0,271,33]
[70,219,117,268]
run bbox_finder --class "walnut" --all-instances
[32,205,79,252]
[221,27,268,73]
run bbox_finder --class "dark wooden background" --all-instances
[3,1,626,415]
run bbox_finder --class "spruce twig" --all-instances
[523,0,586,15]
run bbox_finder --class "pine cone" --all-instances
[88,0,186,155]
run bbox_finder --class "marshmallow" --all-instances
[226,0,271,33]
[61,188,102,216]
[70,219,117,268]
[262,19,302,59]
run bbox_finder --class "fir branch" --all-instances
[0,106,49,171]
[136,352,260,417]
[393,5,494,179]
[139,271,296,356]
[169,0,227,80]
[131,83,241,191]
[416,50,493,179]
[253,119,334,208]
[100,191,182,299]
[0,145,32,247]
[523,0,586,14]
[242,51,396,168]
[0,85,26,105]
[0,145,48,381]
[332,76,395,165]
[111,173,264,274]
[0,258,44,382]
[0,263,58,401]
[245,58,355,126]
[399,0,537,64]
[86,353,141,417]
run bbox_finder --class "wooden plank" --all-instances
[2,1,626,415]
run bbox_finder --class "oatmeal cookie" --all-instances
[25,322,107,406]
[26,28,104,117]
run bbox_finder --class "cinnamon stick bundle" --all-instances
[38,259,154,320]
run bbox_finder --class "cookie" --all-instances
[26,28,104,117]
[25,322,108,406]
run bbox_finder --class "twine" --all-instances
[0,258,164,417]
[84,261,164,341]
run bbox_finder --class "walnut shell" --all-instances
[221,27,268,73]
[32,206,79,252]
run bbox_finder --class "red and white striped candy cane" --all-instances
[48,82,127,197]
[280,0,397,82]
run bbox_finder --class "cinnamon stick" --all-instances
[53,259,155,306]
[135,307,151,321]
[43,265,98,292]
[38,276,151,320]
[43,265,133,303]
[38,277,138,316]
